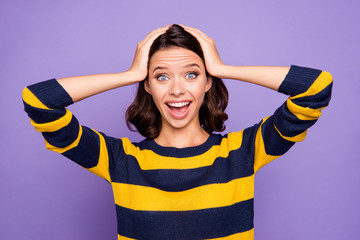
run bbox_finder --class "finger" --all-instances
[147,25,169,37]
[178,23,190,29]
[139,26,168,47]
[150,25,170,35]
[179,24,209,38]
[179,24,202,34]
[181,25,212,42]
[183,27,210,45]
[144,28,166,43]
[142,27,167,43]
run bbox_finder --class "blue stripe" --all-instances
[101,133,127,180]
[273,102,317,137]
[278,65,322,96]
[116,199,254,240]
[110,151,254,191]
[110,132,255,191]
[27,79,73,109]
[42,115,79,148]
[134,134,224,158]
[291,82,333,109]
[261,116,295,155]
[62,126,100,168]
[23,101,66,123]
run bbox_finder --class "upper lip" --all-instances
[165,100,192,103]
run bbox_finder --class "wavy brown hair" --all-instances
[126,24,228,138]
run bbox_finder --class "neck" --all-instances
[155,124,210,148]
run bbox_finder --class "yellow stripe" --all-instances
[254,117,278,173]
[118,228,254,240]
[207,228,254,240]
[121,131,244,170]
[286,99,324,121]
[274,124,307,143]
[44,124,83,153]
[30,109,73,132]
[88,129,111,182]
[22,87,50,110]
[290,71,333,99]
[118,235,135,240]
[113,174,254,211]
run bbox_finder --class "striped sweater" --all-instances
[22,65,333,240]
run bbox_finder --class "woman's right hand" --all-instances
[128,25,170,81]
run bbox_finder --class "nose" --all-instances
[169,78,185,96]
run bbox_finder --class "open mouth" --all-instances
[166,101,191,118]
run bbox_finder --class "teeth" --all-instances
[167,102,190,107]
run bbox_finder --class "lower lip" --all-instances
[166,103,191,119]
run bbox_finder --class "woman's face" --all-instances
[145,47,212,132]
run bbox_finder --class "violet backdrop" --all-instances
[1,0,359,239]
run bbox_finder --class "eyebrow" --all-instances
[152,63,201,74]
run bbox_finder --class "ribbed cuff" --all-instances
[278,65,322,96]
[27,78,73,109]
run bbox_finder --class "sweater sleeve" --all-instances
[22,79,123,183]
[252,65,333,173]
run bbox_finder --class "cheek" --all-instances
[193,89,206,101]
[149,85,166,105]
[189,80,208,97]
[150,94,163,114]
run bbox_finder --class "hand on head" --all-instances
[128,24,226,83]
[128,25,170,81]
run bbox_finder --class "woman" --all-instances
[22,24,333,239]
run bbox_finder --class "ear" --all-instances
[144,79,152,95]
[205,76,213,93]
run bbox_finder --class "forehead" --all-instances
[149,47,204,69]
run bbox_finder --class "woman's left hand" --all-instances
[180,24,226,78]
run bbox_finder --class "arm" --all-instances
[22,26,169,180]
[211,65,290,91]
[250,65,333,171]
[57,26,169,102]
[220,64,333,171]
[22,78,120,182]
[183,25,333,172]
[57,71,141,102]
[180,25,289,91]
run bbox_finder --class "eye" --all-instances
[157,74,169,81]
[186,72,198,79]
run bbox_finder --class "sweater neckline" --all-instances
[142,134,221,158]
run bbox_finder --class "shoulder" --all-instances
[116,136,152,155]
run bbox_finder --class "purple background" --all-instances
[1,0,359,239]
